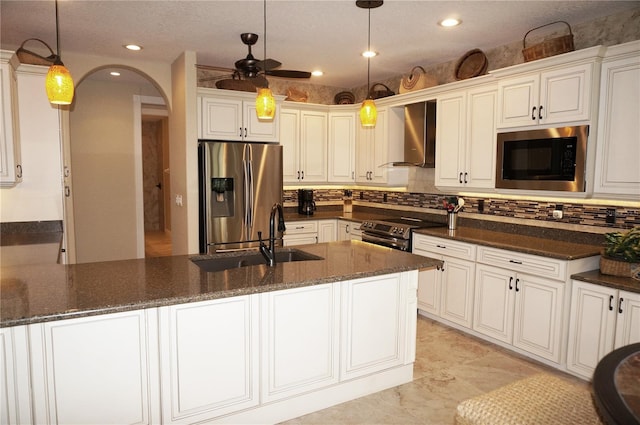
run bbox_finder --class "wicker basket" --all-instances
[522,21,574,62]
[600,255,640,279]
[16,38,57,66]
[369,83,395,99]
[399,66,438,93]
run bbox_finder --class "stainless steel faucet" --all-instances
[259,203,286,266]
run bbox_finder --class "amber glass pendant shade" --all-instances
[256,87,275,120]
[46,62,74,105]
[360,98,377,127]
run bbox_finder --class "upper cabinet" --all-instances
[0,51,22,187]
[592,41,640,200]
[355,106,408,186]
[491,47,604,130]
[435,82,497,191]
[198,89,280,142]
[280,104,328,183]
[328,109,356,183]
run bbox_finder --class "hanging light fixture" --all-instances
[357,1,382,127]
[255,0,275,120]
[45,0,74,105]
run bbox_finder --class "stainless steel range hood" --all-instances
[393,100,436,168]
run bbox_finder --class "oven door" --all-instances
[361,232,410,251]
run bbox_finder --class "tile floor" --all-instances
[280,315,590,425]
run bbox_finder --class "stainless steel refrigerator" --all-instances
[198,141,283,253]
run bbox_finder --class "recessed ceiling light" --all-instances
[110,71,121,77]
[439,18,461,27]
[362,50,377,58]
[124,44,142,51]
[311,70,323,77]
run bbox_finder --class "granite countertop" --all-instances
[0,240,441,328]
[571,270,639,293]
[414,226,602,261]
[284,210,390,223]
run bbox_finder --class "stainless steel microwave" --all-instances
[496,126,589,192]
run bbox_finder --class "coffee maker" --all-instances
[297,189,316,215]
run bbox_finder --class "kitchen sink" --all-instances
[191,248,323,272]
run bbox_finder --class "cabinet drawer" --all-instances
[284,221,318,234]
[477,246,566,281]
[412,235,476,261]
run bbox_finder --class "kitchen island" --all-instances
[0,240,440,425]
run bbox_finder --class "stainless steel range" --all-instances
[361,217,445,251]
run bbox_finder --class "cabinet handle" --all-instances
[441,263,445,272]
[244,127,247,137]
[459,172,463,184]
[239,127,243,137]
[464,172,468,184]
[619,297,624,314]
[509,277,513,290]
[609,295,614,311]
[509,259,522,264]
[297,171,300,179]
[538,105,543,120]
[436,244,447,249]
[16,164,22,178]
[64,186,70,197]
[515,278,520,292]
[351,171,354,180]
[531,106,537,120]
[346,224,350,233]
[301,171,304,180]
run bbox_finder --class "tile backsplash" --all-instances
[284,189,638,231]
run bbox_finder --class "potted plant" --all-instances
[600,227,640,279]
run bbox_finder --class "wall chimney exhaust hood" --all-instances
[392,101,436,168]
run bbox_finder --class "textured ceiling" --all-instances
[1,0,638,88]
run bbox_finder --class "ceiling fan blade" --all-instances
[266,70,312,79]
[257,58,282,70]
[248,75,269,88]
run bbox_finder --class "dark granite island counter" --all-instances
[0,240,439,425]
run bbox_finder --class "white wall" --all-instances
[0,64,63,223]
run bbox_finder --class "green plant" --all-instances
[604,227,640,262]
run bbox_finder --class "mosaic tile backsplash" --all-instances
[284,189,638,231]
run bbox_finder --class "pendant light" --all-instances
[45,0,74,105]
[357,1,382,127]
[255,0,275,120]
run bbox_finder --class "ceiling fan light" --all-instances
[256,87,275,120]
[360,98,377,127]
[46,62,74,105]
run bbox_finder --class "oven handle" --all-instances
[362,233,408,250]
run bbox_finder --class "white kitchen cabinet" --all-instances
[0,51,21,187]
[281,106,328,183]
[592,41,640,199]
[159,296,259,424]
[260,283,340,402]
[340,273,412,380]
[412,234,476,329]
[0,326,31,425]
[29,310,161,425]
[283,220,318,246]
[496,62,594,129]
[566,281,640,380]
[435,83,497,190]
[199,89,279,142]
[337,219,362,241]
[317,219,337,243]
[355,106,408,186]
[328,110,356,183]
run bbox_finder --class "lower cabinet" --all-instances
[337,219,362,241]
[283,220,337,246]
[566,281,640,379]
[0,326,31,425]
[29,310,161,425]
[158,296,259,424]
[317,219,337,243]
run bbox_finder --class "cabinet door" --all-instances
[370,108,388,183]
[328,112,356,183]
[593,54,640,198]
[0,326,31,425]
[0,55,21,186]
[566,281,617,379]
[201,96,243,141]
[337,220,350,241]
[435,92,466,187]
[279,108,300,183]
[317,220,337,243]
[243,102,278,142]
[512,274,564,363]
[260,283,340,402]
[465,86,497,189]
[30,310,160,425]
[497,73,539,128]
[341,274,406,380]
[473,264,515,343]
[159,297,259,424]
[539,63,592,125]
[614,290,640,349]
[440,256,475,328]
[355,123,373,183]
[417,267,441,316]
[300,110,328,182]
